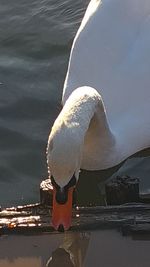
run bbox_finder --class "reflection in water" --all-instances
[0,233,90,267]
[46,248,74,267]
[46,232,90,267]
[0,234,63,267]
[0,258,41,267]
[1,230,150,267]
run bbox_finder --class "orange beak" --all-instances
[52,187,74,231]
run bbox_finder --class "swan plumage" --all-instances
[48,0,150,183]
[47,0,150,229]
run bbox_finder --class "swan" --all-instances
[47,0,150,230]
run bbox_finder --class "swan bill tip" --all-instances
[57,224,65,232]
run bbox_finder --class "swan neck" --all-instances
[63,87,111,135]
[64,87,116,170]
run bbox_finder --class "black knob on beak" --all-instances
[55,188,68,204]
[51,174,77,205]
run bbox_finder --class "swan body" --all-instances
[48,0,150,181]
[47,0,150,229]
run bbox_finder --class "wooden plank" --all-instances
[0,202,150,235]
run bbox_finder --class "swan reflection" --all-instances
[46,232,90,267]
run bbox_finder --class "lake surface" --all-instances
[0,0,90,207]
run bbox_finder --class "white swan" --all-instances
[47,0,150,230]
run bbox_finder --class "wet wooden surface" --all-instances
[0,202,150,237]
[1,178,150,237]
[105,176,140,205]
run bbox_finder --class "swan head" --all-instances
[47,114,83,231]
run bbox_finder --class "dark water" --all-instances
[0,0,150,209]
[0,0,89,206]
